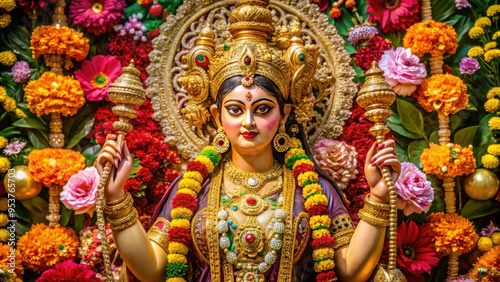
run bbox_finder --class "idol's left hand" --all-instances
[364,139,401,204]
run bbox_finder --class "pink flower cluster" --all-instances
[395,162,434,216]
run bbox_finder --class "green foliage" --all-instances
[397,99,425,137]
[454,125,479,147]
[461,199,500,219]
[408,140,429,169]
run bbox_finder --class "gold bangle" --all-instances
[358,208,390,227]
[365,194,390,211]
[108,208,139,231]
[104,192,133,216]
[106,192,130,205]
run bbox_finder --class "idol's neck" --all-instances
[230,145,275,172]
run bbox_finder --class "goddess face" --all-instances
[215,84,287,155]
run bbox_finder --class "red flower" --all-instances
[367,0,420,33]
[311,236,336,249]
[293,163,316,178]
[69,0,126,36]
[307,205,330,216]
[355,35,392,71]
[310,0,329,11]
[316,270,336,282]
[172,193,198,212]
[187,161,209,179]
[397,221,440,281]
[36,260,101,282]
[108,34,154,83]
[88,106,118,145]
[165,169,180,184]
[124,178,142,193]
[137,167,154,183]
[168,227,191,245]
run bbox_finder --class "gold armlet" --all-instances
[331,214,355,250]
[148,217,170,254]
[358,194,390,227]
[108,207,139,231]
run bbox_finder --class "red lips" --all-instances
[242,132,258,139]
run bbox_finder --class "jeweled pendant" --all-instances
[247,177,259,187]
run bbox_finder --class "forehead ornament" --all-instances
[245,92,253,101]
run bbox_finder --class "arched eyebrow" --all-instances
[252,98,276,105]
[224,99,246,106]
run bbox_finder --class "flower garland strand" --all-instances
[166,146,220,282]
[285,138,337,282]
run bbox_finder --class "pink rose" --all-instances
[60,167,100,215]
[378,47,427,96]
[313,139,359,190]
[395,162,434,216]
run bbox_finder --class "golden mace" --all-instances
[95,61,146,280]
[357,62,406,282]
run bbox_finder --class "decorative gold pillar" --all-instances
[95,61,146,280]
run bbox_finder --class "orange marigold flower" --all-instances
[418,74,469,116]
[28,148,85,187]
[0,243,23,278]
[17,224,79,273]
[24,71,85,117]
[420,143,476,178]
[403,20,458,57]
[30,26,89,62]
[468,245,500,282]
[426,212,478,256]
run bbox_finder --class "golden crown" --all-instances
[178,0,319,132]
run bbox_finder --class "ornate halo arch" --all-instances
[146,0,356,159]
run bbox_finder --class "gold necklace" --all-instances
[224,161,282,192]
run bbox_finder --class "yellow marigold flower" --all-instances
[292,158,314,170]
[183,171,203,183]
[478,236,494,252]
[14,108,27,118]
[312,228,330,239]
[487,144,500,156]
[168,242,189,255]
[0,199,6,211]
[485,49,500,62]
[0,50,16,66]
[469,26,486,39]
[0,214,6,227]
[468,46,485,58]
[0,0,15,11]
[309,215,331,229]
[0,243,23,277]
[482,154,500,169]
[18,224,79,273]
[297,171,318,185]
[0,14,11,28]
[491,232,500,245]
[302,183,323,199]
[485,42,497,51]
[403,20,458,57]
[30,26,89,64]
[487,4,500,17]
[2,96,16,112]
[0,157,11,173]
[177,188,197,197]
[171,207,193,219]
[24,72,85,117]
[418,74,469,116]
[304,194,328,209]
[284,147,306,162]
[0,136,7,149]
[487,87,500,99]
[178,178,202,193]
[314,258,335,272]
[494,31,500,40]
[167,254,187,264]
[290,138,302,148]
[28,148,85,187]
[195,155,214,173]
[167,278,187,282]
[488,117,500,129]
[0,229,8,242]
[467,245,500,282]
[426,212,478,255]
[485,98,500,113]
[475,17,492,27]
[312,248,335,260]
[170,219,190,229]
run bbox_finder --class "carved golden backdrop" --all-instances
[146,0,356,159]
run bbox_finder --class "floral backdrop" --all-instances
[0,0,499,281]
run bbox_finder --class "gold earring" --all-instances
[213,127,230,153]
[273,125,290,152]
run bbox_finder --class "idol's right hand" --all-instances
[95,134,133,202]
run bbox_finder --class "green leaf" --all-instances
[395,144,410,163]
[432,0,457,22]
[408,140,429,169]
[82,144,102,167]
[14,203,31,222]
[12,117,48,131]
[74,214,86,234]
[27,129,49,149]
[429,131,439,144]
[20,197,49,224]
[387,113,402,125]
[474,114,493,167]
[397,99,425,136]
[60,205,73,227]
[0,126,22,137]
[66,117,95,149]
[129,156,142,178]
[387,121,422,139]
[460,199,500,219]
[454,126,479,147]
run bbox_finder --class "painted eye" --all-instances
[225,106,243,116]
[255,104,272,114]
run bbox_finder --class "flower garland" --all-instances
[285,138,336,282]
[166,146,221,282]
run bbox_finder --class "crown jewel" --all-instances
[179,0,319,132]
